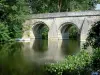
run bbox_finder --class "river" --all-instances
[0,39,80,75]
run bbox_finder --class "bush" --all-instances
[45,51,91,75]
[91,49,100,71]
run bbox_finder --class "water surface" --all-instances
[0,39,80,75]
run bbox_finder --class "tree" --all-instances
[28,0,99,14]
[83,21,100,71]
[84,21,100,49]
[0,0,30,41]
[0,23,10,42]
[58,0,62,12]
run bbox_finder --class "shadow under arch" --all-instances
[32,21,49,39]
[61,39,80,55]
[58,22,81,55]
[32,39,48,52]
[58,22,80,40]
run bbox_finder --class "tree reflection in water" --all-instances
[0,39,80,75]
[61,40,80,55]
[32,39,48,52]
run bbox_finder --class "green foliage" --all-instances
[45,51,91,75]
[69,26,79,39]
[0,0,30,42]
[83,21,100,71]
[29,0,99,13]
[41,26,49,39]
[0,23,10,42]
[91,49,100,71]
[97,0,100,3]
[84,21,100,49]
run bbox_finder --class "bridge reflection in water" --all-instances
[0,39,80,75]
[22,39,80,64]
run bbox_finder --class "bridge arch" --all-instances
[58,22,80,39]
[32,21,49,39]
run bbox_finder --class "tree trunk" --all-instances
[58,0,62,12]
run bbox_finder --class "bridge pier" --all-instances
[81,34,87,41]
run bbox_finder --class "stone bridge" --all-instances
[23,11,100,41]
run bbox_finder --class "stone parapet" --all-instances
[28,11,100,19]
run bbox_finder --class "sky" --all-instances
[95,4,100,10]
